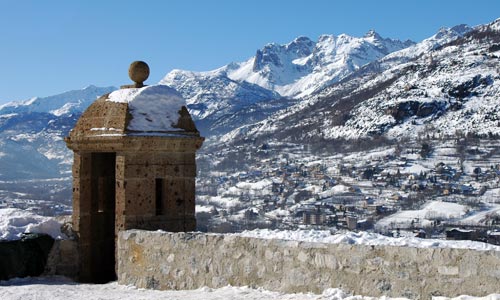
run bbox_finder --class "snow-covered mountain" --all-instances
[160,31,414,135]
[0,86,116,181]
[220,20,497,145]
[160,69,283,135]
[0,85,116,116]
[225,31,413,98]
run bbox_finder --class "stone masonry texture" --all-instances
[117,230,500,300]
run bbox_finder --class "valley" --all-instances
[196,137,500,242]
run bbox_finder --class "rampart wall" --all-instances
[117,230,500,300]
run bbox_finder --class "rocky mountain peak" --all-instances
[285,36,314,56]
[435,24,472,40]
[364,29,381,39]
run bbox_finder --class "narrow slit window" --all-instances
[155,178,163,215]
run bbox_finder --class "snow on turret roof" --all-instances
[106,84,186,132]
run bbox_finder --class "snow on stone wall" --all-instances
[117,230,500,300]
[0,208,66,241]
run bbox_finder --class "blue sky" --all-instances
[0,0,499,104]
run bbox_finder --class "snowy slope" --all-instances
[382,24,472,65]
[333,20,500,140]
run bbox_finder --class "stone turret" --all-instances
[65,61,204,283]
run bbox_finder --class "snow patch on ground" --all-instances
[237,228,500,251]
[0,276,498,300]
[403,164,430,175]
[318,184,353,198]
[376,201,468,229]
[195,205,215,213]
[236,179,273,191]
[0,208,66,240]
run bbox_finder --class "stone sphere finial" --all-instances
[128,61,150,87]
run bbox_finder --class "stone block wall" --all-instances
[44,239,79,279]
[115,151,197,233]
[117,230,500,300]
[0,234,55,281]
